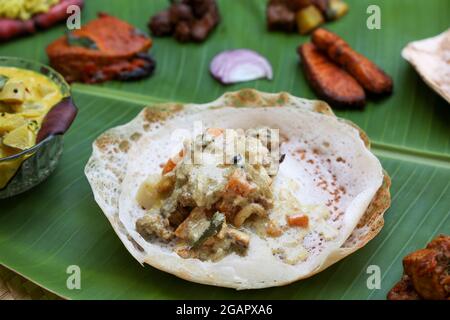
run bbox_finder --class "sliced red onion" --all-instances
[210,49,273,84]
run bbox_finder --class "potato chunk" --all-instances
[296,5,324,35]
[0,80,26,104]
[3,122,37,150]
[0,113,26,134]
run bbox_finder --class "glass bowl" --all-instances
[0,57,77,199]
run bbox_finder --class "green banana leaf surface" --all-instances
[0,0,449,299]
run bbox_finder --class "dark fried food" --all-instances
[148,10,172,37]
[0,0,84,42]
[311,0,329,15]
[388,235,450,300]
[285,0,312,12]
[149,0,220,43]
[387,275,421,300]
[298,43,366,108]
[267,0,312,32]
[266,2,296,32]
[267,0,348,34]
[47,13,155,83]
[312,28,393,95]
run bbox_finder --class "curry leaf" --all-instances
[0,75,9,90]
[132,28,149,38]
[192,212,225,248]
[66,32,98,50]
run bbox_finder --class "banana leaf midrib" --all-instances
[72,85,450,169]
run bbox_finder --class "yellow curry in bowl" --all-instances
[0,66,64,188]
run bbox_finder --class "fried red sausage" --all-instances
[0,0,84,42]
[298,43,366,108]
[34,0,84,29]
[0,19,35,41]
[312,28,393,95]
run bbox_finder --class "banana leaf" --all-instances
[0,0,449,299]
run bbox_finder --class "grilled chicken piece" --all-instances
[0,0,84,42]
[47,13,155,83]
[298,43,366,108]
[312,28,393,95]
[388,235,450,300]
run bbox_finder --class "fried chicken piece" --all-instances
[149,0,220,43]
[387,275,421,300]
[312,28,393,95]
[388,235,450,300]
[149,10,173,37]
[266,3,296,32]
[310,0,329,15]
[298,43,366,108]
[47,13,155,83]
[403,235,450,300]
[267,1,313,32]
[268,0,312,12]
